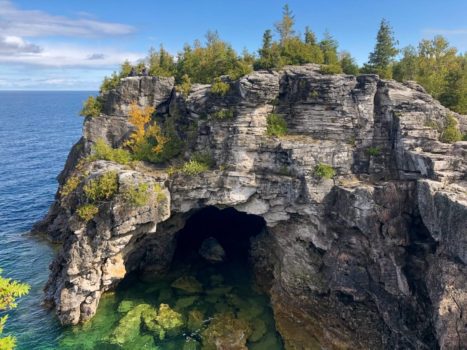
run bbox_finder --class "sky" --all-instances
[1,0,466,90]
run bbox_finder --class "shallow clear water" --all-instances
[0,91,284,349]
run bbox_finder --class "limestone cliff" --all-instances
[35,65,466,349]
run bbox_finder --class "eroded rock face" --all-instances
[35,65,466,349]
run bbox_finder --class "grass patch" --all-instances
[89,139,132,165]
[154,183,167,202]
[314,163,336,180]
[180,160,210,176]
[266,113,288,137]
[76,204,99,222]
[122,183,150,207]
[83,171,118,202]
[212,108,235,120]
[60,176,80,197]
[367,146,381,156]
[319,64,342,75]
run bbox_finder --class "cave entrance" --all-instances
[173,206,266,267]
[110,206,284,349]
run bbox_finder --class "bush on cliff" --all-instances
[83,171,119,202]
[266,113,288,137]
[60,175,81,197]
[122,183,150,207]
[440,115,462,143]
[210,77,230,96]
[76,204,99,222]
[314,163,336,180]
[0,268,30,350]
[80,96,102,118]
[89,139,132,165]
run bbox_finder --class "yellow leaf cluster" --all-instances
[128,102,155,146]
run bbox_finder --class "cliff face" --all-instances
[35,65,466,349]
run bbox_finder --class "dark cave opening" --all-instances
[173,206,267,265]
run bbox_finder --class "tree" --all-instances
[275,4,295,43]
[304,26,317,45]
[0,268,30,350]
[340,52,359,75]
[320,30,339,65]
[254,29,283,70]
[148,45,176,77]
[363,19,398,78]
[392,46,418,81]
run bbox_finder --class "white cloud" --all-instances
[0,0,135,38]
[0,35,42,54]
[0,41,144,68]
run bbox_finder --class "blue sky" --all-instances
[1,0,466,90]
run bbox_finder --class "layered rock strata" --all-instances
[35,65,466,349]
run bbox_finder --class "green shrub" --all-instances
[266,113,288,137]
[176,74,192,97]
[60,176,80,197]
[192,152,215,168]
[425,119,441,130]
[76,204,99,222]
[440,115,462,143]
[80,96,102,118]
[463,133,467,141]
[180,160,209,176]
[309,90,319,98]
[212,108,235,120]
[367,146,381,156]
[314,163,336,179]
[83,171,118,202]
[100,73,120,93]
[122,183,150,207]
[211,78,230,96]
[319,64,343,75]
[90,139,132,165]
[154,183,167,202]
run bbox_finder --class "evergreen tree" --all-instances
[319,30,339,65]
[363,19,398,78]
[304,26,317,45]
[275,4,295,43]
[340,52,359,75]
[255,29,282,69]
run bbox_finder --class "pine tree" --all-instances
[304,26,317,45]
[319,30,340,66]
[364,19,398,78]
[340,52,360,75]
[275,4,295,43]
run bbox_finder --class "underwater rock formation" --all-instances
[35,64,466,349]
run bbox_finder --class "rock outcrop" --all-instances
[35,65,466,349]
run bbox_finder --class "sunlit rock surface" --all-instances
[35,65,466,349]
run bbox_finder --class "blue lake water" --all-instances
[0,91,90,349]
[0,91,284,350]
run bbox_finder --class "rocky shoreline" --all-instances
[35,64,466,349]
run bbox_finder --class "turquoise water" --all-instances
[0,92,283,349]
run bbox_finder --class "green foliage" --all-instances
[100,73,121,93]
[320,30,340,66]
[83,171,118,202]
[60,175,80,197]
[148,45,176,77]
[440,115,462,143]
[275,4,295,43]
[211,78,230,96]
[176,74,192,96]
[212,108,235,120]
[89,139,132,165]
[393,36,467,114]
[76,204,99,222]
[80,96,102,118]
[319,64,343,75]
[191,152,215,168]
[180,160,210,176]
[176,31,252,84]
[367,146,381,156]
[122,183,150,207]
[340,52,360,75]
[314,163,336,179]
[363,19,398,79]
[154,183,167,202]
[0,268,30,350]
[266,113,288,137]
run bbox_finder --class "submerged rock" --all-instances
[201,313,252,350]
[249,319,267,342]
[109,304,153,345]
[174,295,199,309]
[187,309,205,332]
[141,303,184,340]
[199,237,226,263]
[171,276,203,294]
